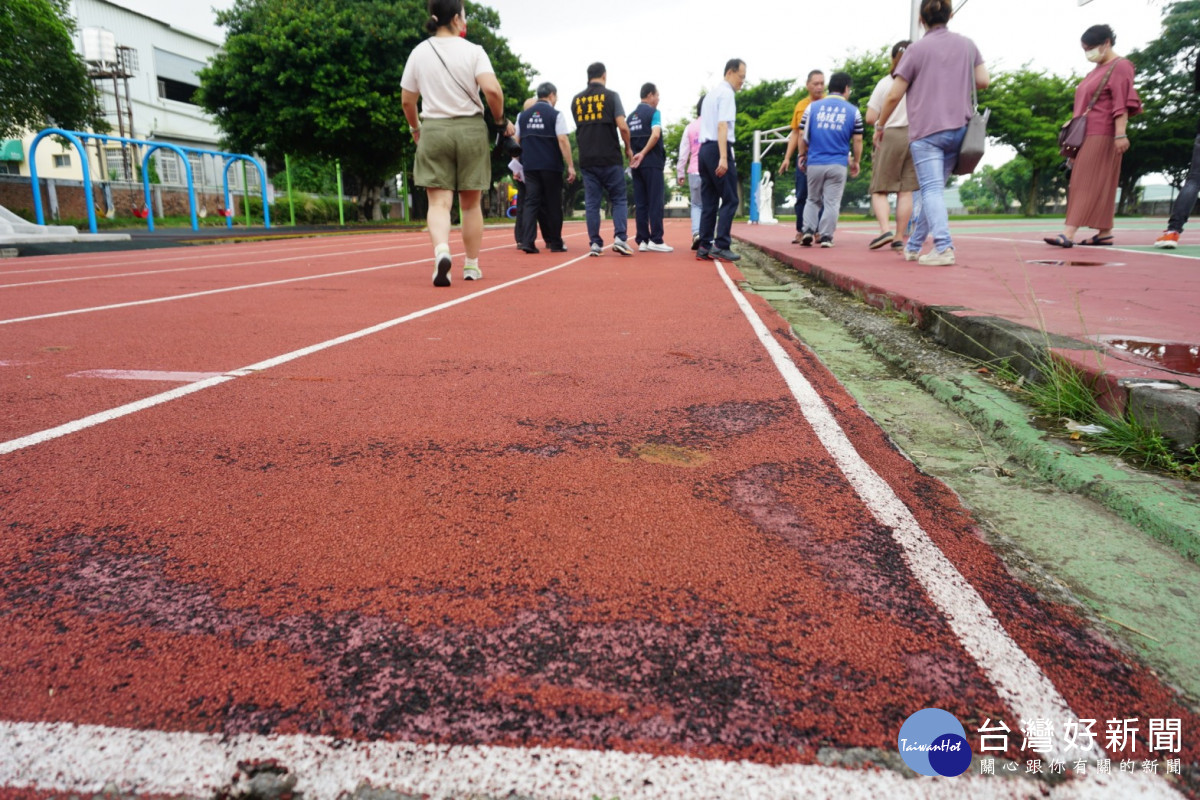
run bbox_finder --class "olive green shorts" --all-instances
[414,115,492,191]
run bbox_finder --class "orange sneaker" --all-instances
[1154,231,1180,249]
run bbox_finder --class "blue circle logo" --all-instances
[898,708,973,777]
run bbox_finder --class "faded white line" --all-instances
[0,252,588,455]
[0,228,571,277]
[0,721,1180,800]
[0,243,514,325]
[715,262,1084,745]
[0,241,419,288]
[68,369,226,383]
[0,234,421,276]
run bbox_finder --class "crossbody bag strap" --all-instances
[1084,58,1122,116]
[425,38,485,116]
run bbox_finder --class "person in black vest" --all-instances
[572,62,635,256]
[515,83,576,253]
[629,83,672,252]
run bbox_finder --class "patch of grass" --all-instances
[986,355,1199,480]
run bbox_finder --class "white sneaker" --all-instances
[644,241,674,252]
[589,243,603,257]
[637,241,649,252]
[918,248,956,266]
[612,238,634,256]
[903,249,920,262]
[432,251,452,286]
[463,264,482,281]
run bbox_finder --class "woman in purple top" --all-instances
[1046,25,1143,248]
[874,0,989,267]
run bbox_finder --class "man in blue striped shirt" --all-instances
[797,72,863,248]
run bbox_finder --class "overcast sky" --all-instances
[105,0,1169,168]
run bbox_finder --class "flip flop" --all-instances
[869,231,895,250]
[1078,235,1114,246]
[1043,234,1074,248]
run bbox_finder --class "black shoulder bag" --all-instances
[424,39,520,157]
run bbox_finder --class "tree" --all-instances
[979,67,1077,216]
[957,156,1068,215]
[198,0,531,220]
[1121,0,1200,213]
[0,0,105,141]
[728,78,795,211]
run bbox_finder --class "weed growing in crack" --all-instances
[985,355,1199,480]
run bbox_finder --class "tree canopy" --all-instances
[0,0,104,141]
[197,0,531,218]
[1121,0,1200,212]
[978,67,1076,215]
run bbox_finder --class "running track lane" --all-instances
[0,229,591,439]
[0,226,1195,798]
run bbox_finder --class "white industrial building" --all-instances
[1,0,257,194]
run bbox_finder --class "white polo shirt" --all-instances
[699,80,736,144]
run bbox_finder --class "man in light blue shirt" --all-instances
[696,58,746,262]
[797,71,863,248]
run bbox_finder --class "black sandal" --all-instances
[1078,235,1114,246]
[1043,233,1074,248]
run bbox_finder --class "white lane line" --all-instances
[714,263,1083,735]
[68,369,226,383]
[0,237,413,277]
[0,228,544,277]
[951,234,1194,259]
[0,241,419,288]
[0,243,515,326]
[0,253,589,455]
[0,721,1180,800]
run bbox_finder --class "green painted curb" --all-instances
[749,252,1200,562]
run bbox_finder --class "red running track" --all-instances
[0,220,1196,797]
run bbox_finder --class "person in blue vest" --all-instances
[515,83,576,253]
[629,83,672,252]
[796,71,863,248]
[572,62,636,256]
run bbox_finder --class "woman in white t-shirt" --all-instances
[401,0,514,286]
[865,40,917,251]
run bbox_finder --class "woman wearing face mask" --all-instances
[1045,25,1142,248]
[401,0,515,285]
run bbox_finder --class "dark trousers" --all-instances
[794,165,808,232]
[1168,133,1200,233]
[631,164,665,244]
[582,164,629,246]
[519,169,564,248]
[698,141,738,250]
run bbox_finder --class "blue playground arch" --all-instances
[29,128,270,234]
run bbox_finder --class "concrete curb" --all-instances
[745,240,1200,451]
[743,245,1200,562]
